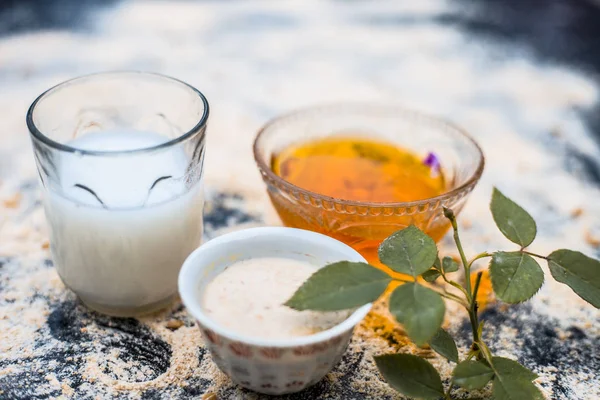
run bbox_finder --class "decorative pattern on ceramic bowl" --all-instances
[178,227,373,395]
[198,326,353,395]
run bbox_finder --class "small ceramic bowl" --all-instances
[178,227,372,395]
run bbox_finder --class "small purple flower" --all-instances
[423,152,441,175]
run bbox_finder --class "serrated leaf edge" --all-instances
[452,360,495,390]
[490,188,537,248]
[285,261,391,311]
[429,328,459,363]
[374,354,445,398]
[489,252,545,304]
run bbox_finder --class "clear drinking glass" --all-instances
[27,72,209,316]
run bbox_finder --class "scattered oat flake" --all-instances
[570,208,584,218]
[166,319,184,330]
[584,230,600,247]
[2,192,22,209]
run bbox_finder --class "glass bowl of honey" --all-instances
[253,104,484,267]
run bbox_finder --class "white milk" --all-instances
[202,257,350,339]
[44,130,204,315]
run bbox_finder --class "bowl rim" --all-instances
[178,226,373,348]
[253,103,485,208]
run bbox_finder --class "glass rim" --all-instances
[253,103,485,208]
[26,71,210,157]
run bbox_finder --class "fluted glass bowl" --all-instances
[253,104,484,266]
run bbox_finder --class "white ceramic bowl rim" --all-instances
[178,227,373,348]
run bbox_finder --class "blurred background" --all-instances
[2,0,600,241]
[1,0,599,199]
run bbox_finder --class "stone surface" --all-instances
[0,0,599,399]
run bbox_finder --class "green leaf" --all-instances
[493,380,544,400]
[452,360,494,390]
[491,357,538,381]
[374,354,444,399]
[285,261,391,311]
[490,188,537,247]
[489,252,544,303]
[422,269,441,282]
[442,256,459,273]
[491,357,543,400]
[429,328,458,363]
[389,282,445,346]
[378,225,438,277]
[433,257,442,272]
[548,249,600,308]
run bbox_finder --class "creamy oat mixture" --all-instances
[202,257,350,339]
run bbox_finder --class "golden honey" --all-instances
[273,137,445,203]
[270,136,451,268]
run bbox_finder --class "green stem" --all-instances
[391,277,413,284]
[441,274,470,298]
[468,252,492,268]
[444,207,472,302]
[391,278,469,307]
[443,208,491,365]
[472,271,483,303]
[469,272,484,359]
[478,340,494,366]
[444,382,454,400]
[466,350,477,361]
[521,250,548,260]
[440,290,469,307]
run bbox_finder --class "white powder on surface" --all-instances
[202,257,350,339]
[0,1,599,399]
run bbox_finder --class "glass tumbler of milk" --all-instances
[26,72,209,316]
